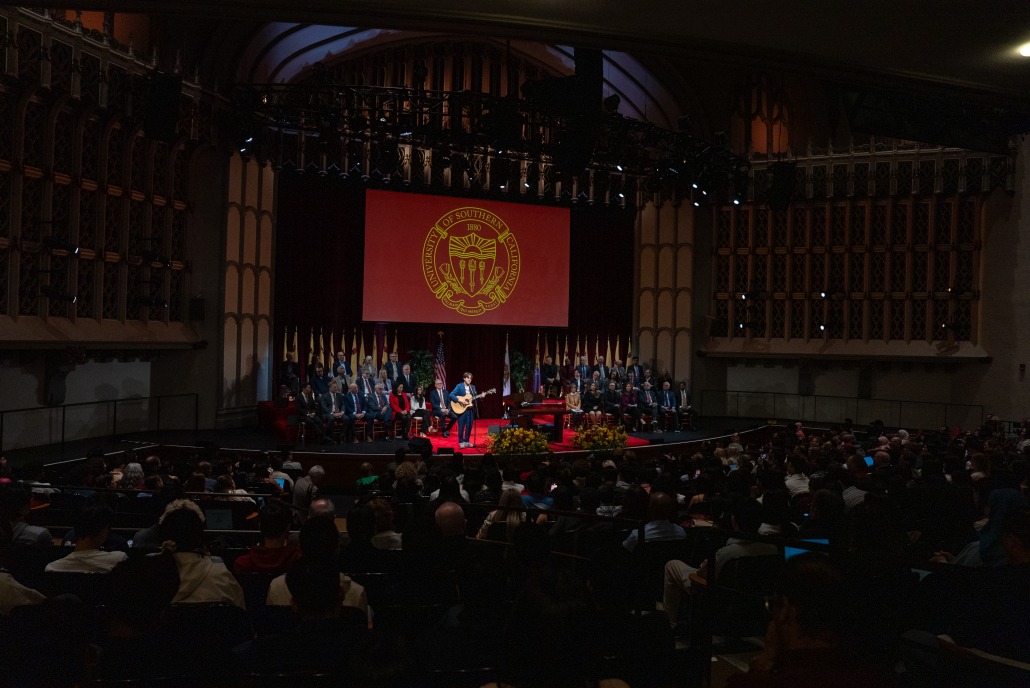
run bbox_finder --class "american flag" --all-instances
[434,337,447,387]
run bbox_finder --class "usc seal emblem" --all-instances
[422,206,520,317]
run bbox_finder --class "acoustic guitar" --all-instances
[450,388,497,415]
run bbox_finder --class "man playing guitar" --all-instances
[448,372,496,448]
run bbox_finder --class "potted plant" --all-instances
[486,427,551,456]
[509,350,533,394]
[407,349,435,390]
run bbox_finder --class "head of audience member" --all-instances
[646,491,676,523]
[215,474,238,494]
[643,368,652,378]
[76,504,115,550]
[345,505,375,549]
[314,363,325,377]
[544,355,552,365]
[662,381,671,392]
[760,553,848,661]
[642,380,652,390]
[143,455,163,477]
[363,355,373,367]
[624,382,634,394]
[286,557,342,620]
[394,383,405,396]
[731,498,765,534]
[306,465,326,485]
[298,514,341,561]
[121,462,145,489]
[308,498,337,522]
[367,498,396,536]
[328,380,339,395]
[335,350,347,365]
[401,364,411,376]
[348,383,359,395]
[361,368,371,380]
[434,501,467,538]
[107,553,180,636]
[158,500,207,554]
[259,502,293,545]
[377,369,388,383]
[573,369,581,380]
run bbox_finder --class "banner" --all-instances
[363,190,570,327]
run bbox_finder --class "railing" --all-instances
[0,394,199,452]
[700,389,983,431]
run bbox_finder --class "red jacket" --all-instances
[232,543,301,574]
[390,392,410,414]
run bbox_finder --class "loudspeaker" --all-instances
[408,437,432,454]
[488,425,501,435]
[437,447,455,455]
[144,72,183,143]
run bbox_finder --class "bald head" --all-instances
[647,491,676,522]
[434,501,467,538]
[309,498,337,520]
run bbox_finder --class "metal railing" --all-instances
[700,389,983,431]
[0,393,199,452]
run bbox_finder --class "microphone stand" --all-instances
[470,384,479,448]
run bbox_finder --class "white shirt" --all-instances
[784,473,810,497]
[45,549,127,573]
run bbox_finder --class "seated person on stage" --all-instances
[637,381,660,428]
[612,359,626,383]
[577,355,591,382]
[384,351,402,382]
[332,350,352,387]
[640,367,657,390]
[621,382,641,429]
[345,382,372,443]
[376,368,393,394]
[565,386,583,429]
[396,364,416,393]
[309,362,332,398]
[319,380,350,443]
[658,380,679,431]
[541,356,560,397]
[568,368,586,395]
[355,368,375,397]
[390,383,413,439]
[583,382,604,425]
[429,379,457,438]
[562,356,576,385]
[45,505,128,573]
[677,381,695,428]
[593,355,609,384]
[625,372,638,393]
[588,370,603,393]
[296,382,327,442]
[409,383,432,437]
[602,380,623,421]
[280,351,300,394]
[365,384,394,439]
[359,355,376,380]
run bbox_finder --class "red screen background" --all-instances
[362,190,570,326]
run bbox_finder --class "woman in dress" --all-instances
[583,382,603,426]
[621,382,641,430]
[409,383,432,437]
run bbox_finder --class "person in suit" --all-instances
[628,356,644,383]
[396,364,416,393]
[449,372,477,448]
[658,380,680,431]
[297,382,328,443]
[332,351,352,387]
[355,368,375,397]
[344,382,372,443]
[640,367,657,390]
[359,355,376,379]
[576,355,591,382]
[390,383,412,439]
[677,381,695,430]
[602,380,623,422]
[383,352,402,382]
[638,380,659,431]
[430,379,457,438]
[280,351,300,394]
[593,355,609,384]
[366,384,394,439]
[541,356,560,398]
[319,380,350,443]
[567,368,586,395]
[309,363,332,398]
[612,360,627,383]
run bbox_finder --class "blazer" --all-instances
[343,391,364,416]
[429,387,450,413]
[659,390,678,410]
[355,376,374,396]
[319,391,345,417]
[396,373,416,392]
[390,392,411,414]
[297,392,321,417]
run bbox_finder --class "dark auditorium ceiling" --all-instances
[21,0,1030,106]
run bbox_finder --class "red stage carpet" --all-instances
[421,418,649,454]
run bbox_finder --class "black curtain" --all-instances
[274,175,634,418]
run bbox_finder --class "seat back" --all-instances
[42,570,115,606]
[707,553,783,638]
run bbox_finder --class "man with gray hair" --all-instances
[292,465,325,525]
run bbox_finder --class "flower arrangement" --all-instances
[487,427,551,455]
[571,424,629,452]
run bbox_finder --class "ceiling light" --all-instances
[1019,42,1030,57]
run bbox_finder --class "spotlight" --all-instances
[40,286,77,304]
[818,323,826,332]
[820,291,827,298]
[692,200,700,207]
[616,164,623,172]
[732,198,741,205]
